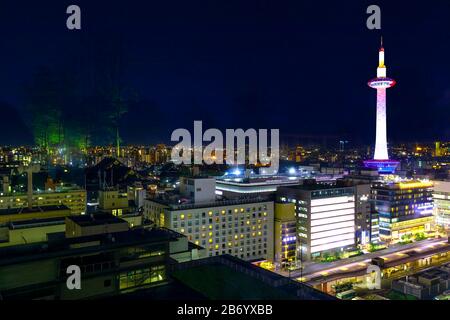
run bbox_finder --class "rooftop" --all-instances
[0,185,85,197]
[0,227,183,265]
[216,175,303,186]
[9,217,65,230]
[170,255,335,300]
[280,182,352,191]
[373,180,434,190]
[0,204,70,216]
[395,265,450,287]
[67,213,127,227]
[148,195,272,211]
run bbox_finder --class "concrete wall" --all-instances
[180,177,216,203]
[0,223,65,248]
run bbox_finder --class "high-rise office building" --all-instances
[337,179,372,246]
[372,180,434,243]
[340,169,382,243]
[277,183,356,261]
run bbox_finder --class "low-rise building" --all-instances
[392,263,450,300]
[0,217,65,247]
[98,188,129,216]
[65,213,130,238]
[0,219,204,300]
[0,186,86,214]
[0,205,72,225]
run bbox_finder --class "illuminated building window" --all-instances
[119,266,165,290]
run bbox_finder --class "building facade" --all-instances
[277,184,356,260]
[372,180,434,243]
[433,180,450,231]
[98,188,129,216]
[179,177,216,203]
[274,202,297,267]
[338,178,372,246]
[0,219,203,300]
[353,183,372,246]
[144,197,274,261]
[0,187,86,214]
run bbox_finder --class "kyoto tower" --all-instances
[364,37,399,174]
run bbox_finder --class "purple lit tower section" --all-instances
[364,38,399,174]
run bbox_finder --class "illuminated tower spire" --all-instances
[377,38,386,78]
[364,37,399,174]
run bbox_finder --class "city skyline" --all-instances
[1,0,450,147]
[0,1,450,304]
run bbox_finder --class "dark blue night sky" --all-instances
[1,0,449,145]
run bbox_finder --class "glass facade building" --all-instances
[372,180,434,243]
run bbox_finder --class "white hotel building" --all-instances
[144,177,274,261]
[277,183,356,260]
